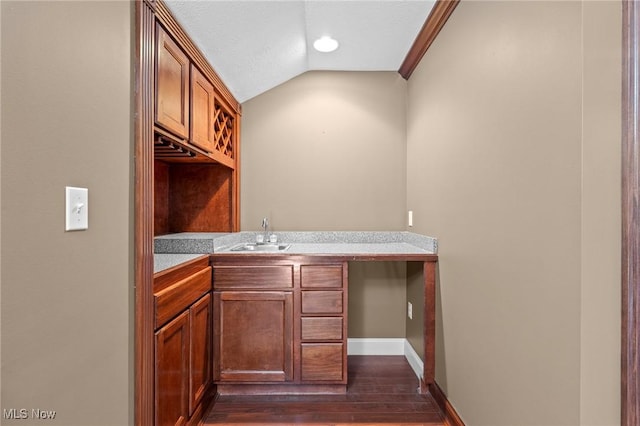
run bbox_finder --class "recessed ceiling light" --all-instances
[313,36,339,53]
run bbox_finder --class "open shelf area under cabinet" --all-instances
[154,160,235,235]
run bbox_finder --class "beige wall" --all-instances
[580,2,621,424]
[240,71,407,232]
[1,2,133,425]
[348,262,407,338]
[407,1,620,425]
[241,71,409,338]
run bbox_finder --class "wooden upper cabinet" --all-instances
[153,21,239,171]
[190,65,215,153]
[156,24,189,138]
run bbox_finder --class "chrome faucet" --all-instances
[260,217,269,244]
[257,217,278,244]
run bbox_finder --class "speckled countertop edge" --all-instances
[155,231,438,255]
[154,253,207,273]
[154,232,230,254]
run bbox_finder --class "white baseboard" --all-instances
[403,339,424,380]
[347,338,405,355]
[347,338,424,380]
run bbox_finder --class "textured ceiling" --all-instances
[164,0,436,103]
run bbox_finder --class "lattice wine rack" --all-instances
[213,99,234,160]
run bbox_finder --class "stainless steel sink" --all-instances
[229,243,291,252]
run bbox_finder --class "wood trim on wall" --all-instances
[134,1,156,425]
[423,261,436,386]
[429,382,466,426]
[622,1,640,425]
[398,0,459,79]
[135,0,242,423]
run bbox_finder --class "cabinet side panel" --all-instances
[154,160,170,235]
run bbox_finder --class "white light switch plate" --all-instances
[65,186,88,231]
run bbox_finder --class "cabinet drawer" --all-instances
[301,291,343,314]
[301,265,343,288]
[301,317,343,341]
[213,265,293,289]
[301,343,344,382]
[155,266,212,329]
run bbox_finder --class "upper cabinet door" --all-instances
[156,25,189,138]
[190,65,215,153]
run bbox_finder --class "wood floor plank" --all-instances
[203,356,445,425]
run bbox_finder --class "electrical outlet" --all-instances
[65,186,88,231]
[407,302,413,320]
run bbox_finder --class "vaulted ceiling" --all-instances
[164,1,436,103]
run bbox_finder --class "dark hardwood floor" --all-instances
[203,355,445,425]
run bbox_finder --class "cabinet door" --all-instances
[190,65,215,152]
[189,293,211,415]
[156,25,189,138]
[214,291,293,382]
[156,311,190,426]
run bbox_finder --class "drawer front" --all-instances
[301,317,343,341]
[155,266,212,329]
[300,265,343,288]
[301,291,343,314]
[301,343,344,382]
[213,265,293,289]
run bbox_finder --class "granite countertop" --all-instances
[154,253,208,274]
[154,232,437,271]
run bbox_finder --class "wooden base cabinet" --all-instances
[154,257,212,426]
[155,293,212,426]
[156,311,190,426]
[211,257,347,393]
[214,291,293,382]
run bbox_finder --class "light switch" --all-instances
[65,186,88,231]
